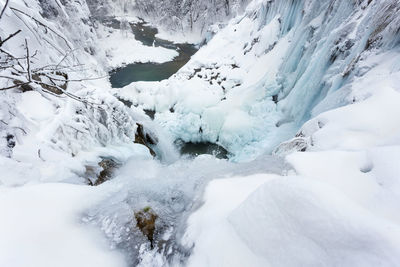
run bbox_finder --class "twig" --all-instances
[0,75,23,80]
[0,30,22,47]
[55,49,78,70]
[38,149,45,161]
[14,126,27,135]
[9,7,72,49]
[45,74,108,82]
[32,63,84,72]
[36,80,103,106]
[25,39,31,82]
[0,0,9,20]
[0,82,31,91]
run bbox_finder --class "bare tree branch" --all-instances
[25,39,31,82]
[9,7,72,49]
[0,82,31,91]
[55,49,78,70]
[0,30,21,47]
[0,0,9,20]
[44,73,108,83]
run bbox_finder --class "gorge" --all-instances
[0,0,400,266]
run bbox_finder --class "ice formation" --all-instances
[0,0,400,266]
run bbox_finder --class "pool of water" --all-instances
[108,19,198,88]
[177,141,229,159]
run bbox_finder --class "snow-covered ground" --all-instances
[1,0,400,266]
[97,19,179,69]
[0,184,127,267]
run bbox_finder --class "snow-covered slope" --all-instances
[1,0,400,266]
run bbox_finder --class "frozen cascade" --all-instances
[0,0,400,266]
[117,0,400,161]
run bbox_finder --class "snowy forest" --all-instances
[0,0,400,266]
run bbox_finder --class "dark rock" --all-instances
[6,134,15,149]
[135,123,157,157]
[13,80,33,92]
[144,109,155,119]
[134,207,158,248]
[117,97,133,108]
[31,72,68,95]
[93,158,120,186]
[272,94,278,104]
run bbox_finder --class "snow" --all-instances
[1,0,400,266]
[114,0,400,162]
[131,0,250,43]
[17,91,56,122]
[182,175,275,267]
[229,177,400,267]
[183,168,400,267]
[175,0,400,266]
[0,183,127,267]
[96,22,179,69]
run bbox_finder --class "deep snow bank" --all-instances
[183,173,400,267]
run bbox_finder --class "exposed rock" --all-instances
[134,207,158,248]
[272,94,278,104]
[13,80,33,92]
[144,109,155,119]
[273,137,310,157]
[134,123,157,157]
[95,158,119,185]
[85,158,120,186]
[6,134,15,149]
[117,97,133,108]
